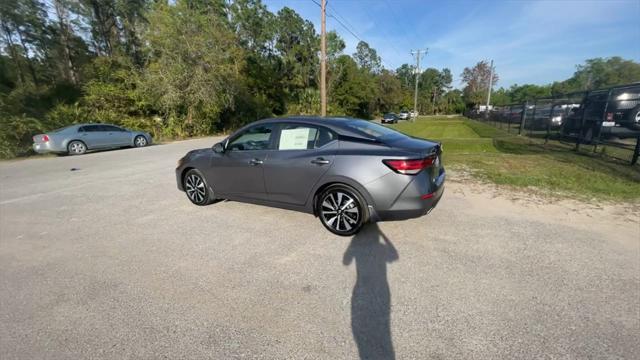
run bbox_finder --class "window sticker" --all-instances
[279,128,310,150]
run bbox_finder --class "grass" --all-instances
[390,116,640,201]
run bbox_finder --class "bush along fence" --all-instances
[465,82,640,165]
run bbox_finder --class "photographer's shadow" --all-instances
[343,223,399,360]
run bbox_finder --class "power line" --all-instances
[358,2,406,66]
[309,0,393,69]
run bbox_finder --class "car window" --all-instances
[228,124,275,151]
[277,124,335,150]
[611,86,640,111]
[344,119,404,140]
[83,125,100,132]
[103,125,124,132]
[52,125,75,133]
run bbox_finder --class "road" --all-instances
[1,137,638,359]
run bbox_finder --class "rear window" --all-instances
[51,125,75,133]
[343,120,404,140]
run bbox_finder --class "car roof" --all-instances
[75,123,119,127]
[248,116,381,139]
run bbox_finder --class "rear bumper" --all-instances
[375,169,446,221]
[32,142,64,154]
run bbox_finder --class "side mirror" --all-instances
[212,142,225,153]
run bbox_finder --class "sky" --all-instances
[264,0,640,89]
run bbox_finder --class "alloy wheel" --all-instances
[69,141,86,155]
[320,190,360,233]
[135,136,147,147]
[185,173,207,204]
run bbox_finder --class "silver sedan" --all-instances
[32,124,152,155]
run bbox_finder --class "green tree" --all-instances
[274,7,318,102]
[331,55,375,118]
[377,69,402,113]
[395,63,415,90]
[552,57,640,94]
[461,60,499,107]
[140,0,244,136]
[353,41,381,74]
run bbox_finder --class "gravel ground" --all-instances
[1,137,638,359]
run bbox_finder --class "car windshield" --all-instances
[343,119,405,140]
[383,114,394,119]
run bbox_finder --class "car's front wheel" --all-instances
[317,184,368,236]
[134,135,148,148]
[183,169,215,206]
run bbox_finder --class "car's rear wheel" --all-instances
[134,135,148,147]
[183,169,214,206]
[67,140,86,155]
[628,105,640,129]
[318,184,367,236]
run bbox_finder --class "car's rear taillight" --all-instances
[34,134,49,142]
[383,155,436,175]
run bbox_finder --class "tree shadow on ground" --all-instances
[343,223,399,360]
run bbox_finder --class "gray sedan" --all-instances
[176,117,445,236]
[32,124,152,155]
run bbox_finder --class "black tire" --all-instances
[134,135,148,148]
[317,184,368,236]
[67,140,87,155]
[628,105,640,129]
[183,169,215,206]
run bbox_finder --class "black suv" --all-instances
[561,84,640,140]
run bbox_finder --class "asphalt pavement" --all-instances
[1,137,638,359]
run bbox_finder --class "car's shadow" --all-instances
[55,143,161,157]
[343,223,399,360]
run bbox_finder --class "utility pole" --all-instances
[486,59,494,114]
[411,49,427,122]
[320,0,327,117]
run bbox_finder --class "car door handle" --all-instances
[311,158,330,165]
[249,158,263,166]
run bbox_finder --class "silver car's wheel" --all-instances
[134,135,148,147]
[318,185,366,236]
[184,169,213,206]
[67,141,86,155]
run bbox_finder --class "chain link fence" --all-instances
[466,82,640,165]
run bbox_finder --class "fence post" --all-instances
[507,105,512,133]
[632,136,640,165]
[519,101,528,135]
[545,103,555,145]
[575,91,590,152]
[530,98,538,138]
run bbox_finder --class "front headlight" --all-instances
[551,116,562,123]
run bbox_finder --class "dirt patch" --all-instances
[446,166,640,232]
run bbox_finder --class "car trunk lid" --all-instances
[384,135,440,156]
